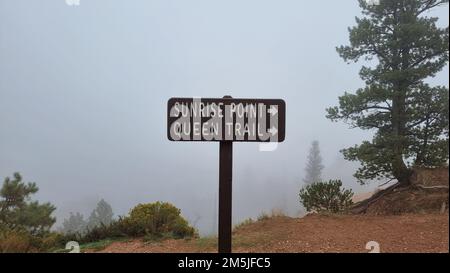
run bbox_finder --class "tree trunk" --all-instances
[392,158,412,185]
[391,79,412,186]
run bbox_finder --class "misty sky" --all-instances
[1,0,448,235]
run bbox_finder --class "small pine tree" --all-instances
[299,180,354,213]
[303,141,325,185]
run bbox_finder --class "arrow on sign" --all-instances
[268,127,278,136]
[268,106,278,116]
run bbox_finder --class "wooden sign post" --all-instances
[167,96,285,253]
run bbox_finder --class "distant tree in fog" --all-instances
[303,141,324,184]
[60,212,86,234]
[87,199,114,229]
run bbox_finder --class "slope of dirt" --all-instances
[351,167,448,215]
[92,213,449,253]
[365,187,448,215]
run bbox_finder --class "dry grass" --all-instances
[0,230,31,253]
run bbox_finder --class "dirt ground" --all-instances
[92,213,449,253]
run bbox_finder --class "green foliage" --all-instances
[123,202,196,239]
[0,173,56,236]
[299,180,354,213]
[303,140,325,185]
[64,201,197,245]
[0,173,87,252]
[81,218,127,243]
[14,201,56,235]
[327,0,449,185]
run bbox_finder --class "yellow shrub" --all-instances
[123,201,196,238]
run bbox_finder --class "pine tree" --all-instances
[299,180,354,213]
[87,199,113,229]
[303,141,325,184]
[0,173,56,235]
[327,0,449,185]
[60,212,87,234]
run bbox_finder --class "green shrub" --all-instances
[299,180,354,213]
[123,201,196,238]
[67,201,197,246]
[0,173,60,252]
[81,220,126,243]
[0,173,56,237]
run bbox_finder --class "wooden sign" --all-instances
[167,97,285,142]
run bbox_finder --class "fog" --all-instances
[1,0,448,235]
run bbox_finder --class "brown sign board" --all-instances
[167,97,285,142]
